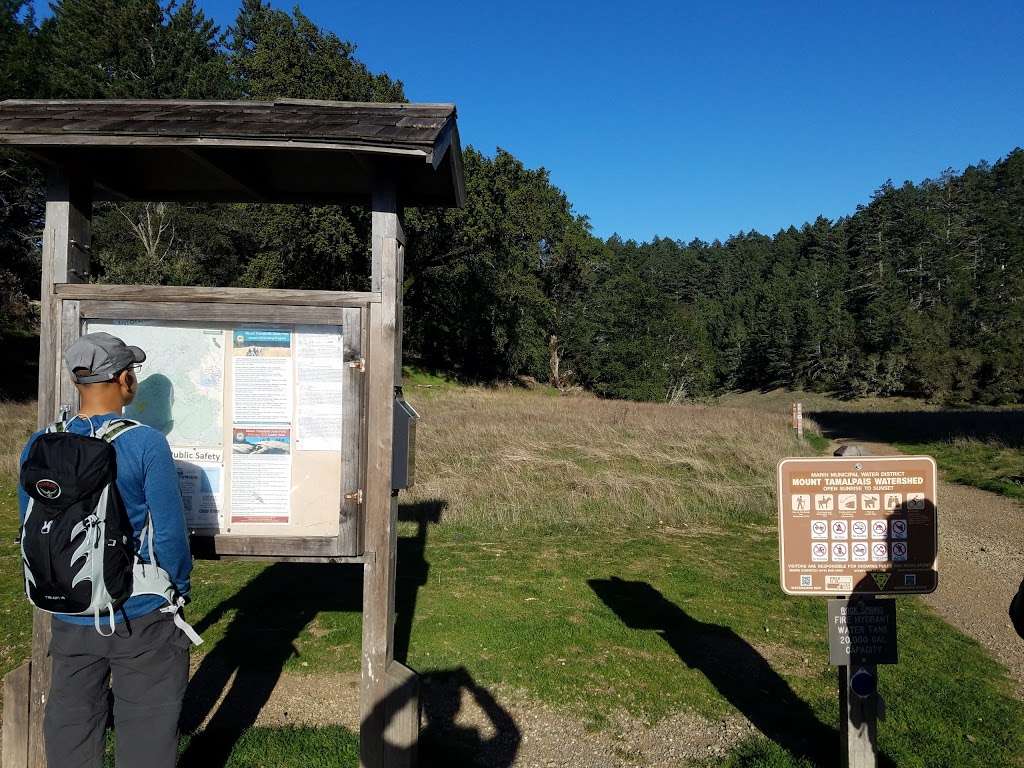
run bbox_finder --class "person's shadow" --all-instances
[368,665,521,768]
[588,577,896,767]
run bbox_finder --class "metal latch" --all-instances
[344,489,364,505]
[348,358,365,373]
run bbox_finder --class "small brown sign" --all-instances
[777,456,938,595]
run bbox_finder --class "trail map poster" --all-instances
[777,456,938,596]
[83,320,344,536]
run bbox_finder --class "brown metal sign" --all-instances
[777,456,938,595]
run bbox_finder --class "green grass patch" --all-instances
[802,431,830,455]
[102,726,360,767]
[401,365,465,401]
[895,439,1024,502]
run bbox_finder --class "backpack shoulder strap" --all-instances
[96,418,144,443]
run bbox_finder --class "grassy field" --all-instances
[2,386,1024,767]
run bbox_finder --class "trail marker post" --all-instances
[777,455,938,767]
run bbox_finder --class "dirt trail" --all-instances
[830,437,1024,695]
[186,663,753,767]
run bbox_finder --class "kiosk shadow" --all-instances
[812,409,1024,450]
[178,561,363,766]
[588,577,893,767]
[180,499,520,767]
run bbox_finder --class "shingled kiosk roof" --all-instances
[0,99,464,206]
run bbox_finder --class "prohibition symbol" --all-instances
[891,542,908,561]
[811,520,828,538]
[891,519,908,539]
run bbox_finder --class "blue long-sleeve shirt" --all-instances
[19,412,192,625]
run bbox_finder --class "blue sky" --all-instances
[50,1,1024,242]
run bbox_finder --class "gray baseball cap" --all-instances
[64,332,146,384]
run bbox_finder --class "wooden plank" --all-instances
[56,283,379,307]
[428,119,454,171]
[339,306,364,557]
[394,242,405,384]
[58,301,80,418]
[189,535,342,558]
[448,125,467,208]
[30,167,91,768]
[360,183,404,768]
[0,135,435,157]
[383,661,419,768]
[190,553,368,565]
[78,300,346,326]
[2,662,31,768]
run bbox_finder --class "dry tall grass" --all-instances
[2,389,812,527]
[405,387,812,526]
[0,400,35,480]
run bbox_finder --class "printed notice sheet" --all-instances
[172,448,224,529]
[232,329,293,423]
[230,426,292,524]
[295,325,344,451]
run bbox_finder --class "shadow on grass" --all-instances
[179,499,520,767]
[588,577,896,768]
[392,500,523,766]
[812,410,1024,449]
[368,665,522,768]
[177,561,363,766]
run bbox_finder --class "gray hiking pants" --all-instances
[44,610,190,768]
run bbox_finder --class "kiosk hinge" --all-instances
[348,357,366,373]
[344,489,364,505]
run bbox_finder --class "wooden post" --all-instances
[796,402,803,442]
[839,662,879,768]
[2,663,31,768]
[361,181,417,768]
[25,167,92,768]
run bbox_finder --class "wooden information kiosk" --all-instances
[0,98,464,768]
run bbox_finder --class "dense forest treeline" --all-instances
[1,1,1022,405]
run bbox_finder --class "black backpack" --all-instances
[20,418,142,632]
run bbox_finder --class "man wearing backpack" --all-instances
[18,332,196,768]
